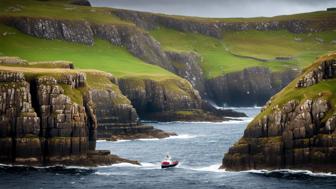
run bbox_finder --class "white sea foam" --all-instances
[113,139,131,143]
[218,117,254,124]
[96,140,107,143]
[185,164,225,173]
[244,169,336,177]
[0,163,91,170]
[165,134,198,140]
[94,172,113,176]
[207,101,262,110]
[137,138,160,141]
[111,163,141,168]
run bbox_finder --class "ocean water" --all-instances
[1,107,336,189]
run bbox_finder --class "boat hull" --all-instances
[161,161,179,169]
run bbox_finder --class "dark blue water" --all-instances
[1,107,336,189]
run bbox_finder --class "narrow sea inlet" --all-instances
[1,108,335,189]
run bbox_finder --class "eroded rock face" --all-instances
[0,72,41,164]
[118,78,202,119]
[0,56,27,65]
[87,89,138,139]
[36,76,90,162]
[166,51,206,96]
[5,16,94,45]
[296,59,336,88]
[207,67,298,106]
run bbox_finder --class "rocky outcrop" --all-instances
[165,51,206,96]
[118,78,202,118]
[0,70,140,166]
[207,67,298,106]
[113,9,336,38]
[222,54,336,172]
[0,56,27,65]
[4,16,94,45]
[296,58,336,88]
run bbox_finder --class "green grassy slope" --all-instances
[0,24,177,80]
[150,27,336,79]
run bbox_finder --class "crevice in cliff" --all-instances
[29,79,40,117]
[11,118,17,163]
[29,79,48,164]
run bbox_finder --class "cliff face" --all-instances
[165,51,206,96]
[113,9,336,38]
[0,71,95,165]
[118,78,202,119]
[207,67,298,106]
[87,88,171,140]
[222,53,336,172]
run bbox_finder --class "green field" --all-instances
[0,24,177,80]
[150,27,336,79]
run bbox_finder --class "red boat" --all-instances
[161,153,179,168]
